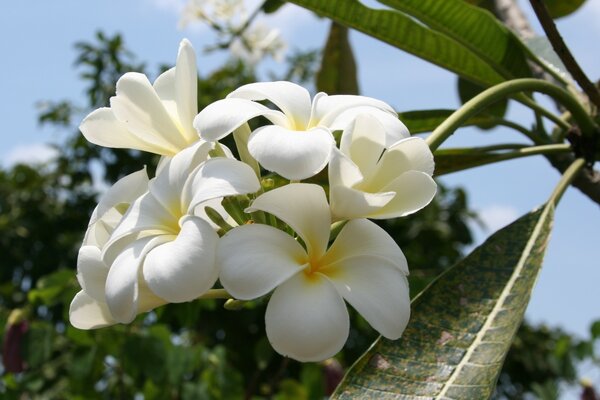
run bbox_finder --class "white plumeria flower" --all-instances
[98,142,260,324]
[329,114,437,221]
[218,183,410,362]
[229,23,287,65]
[193,81,409,180]
[69,168,165,329]
[80,39,200,156]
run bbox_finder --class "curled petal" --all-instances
[322,219,408,274]
[325,256,410,339]
[174,38,199,142]
[193,98,288,141]
[265,273,349,362]
[248,125,334,180]
[367,137,435,190]
[328,148,364,189]
[143,216,219,303]
[69,291,115,329]
[104,235,169,323]
[339,114,386,178]
[218,224,307,300]
[310,93,396,127]
[76,246,109,302]
[329,185,394,222]
[228,81,312,129]
[371,171,437,219]
[90,167,149,226]
[186,157,261,211]
[247,184,331,259]
[331,107,409,146]
[111,72,189,151]
[80,108,176,155]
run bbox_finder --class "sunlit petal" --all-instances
[248,125,334,180]
[69,292,115,329]
[325,256,410,339]
[228,81,312,129]
[328,148,364,188]
[330,107,409,146]
[329,185,394,221]
[246,184,330,258]
[143,216,219,303]
[218,224,307,300]
[76,246,109,302]
[310,93,396,127]
[265,273,349,362]
[193,98,288,141]
[339,114,386,178]
[174,39,199,142]
[371,171,437,219]
[322,219,408,274]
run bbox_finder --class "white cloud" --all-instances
[477,204,520,233]
[4,143,58,167]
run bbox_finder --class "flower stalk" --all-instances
[547,157,586,207]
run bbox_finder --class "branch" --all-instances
[529,0,600,110]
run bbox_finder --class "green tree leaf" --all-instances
[332,204,555,399]
[379,0,532,79]
[398,109,498,134]
[316,22,359,95]
[458,77,507,129]
[544,0,588,18]
[287,0,505,87]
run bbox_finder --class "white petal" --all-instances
[247,184,331,259]
[143,216,219,303]
[325,256,410,339]
[185,157,261,212]
[193,98,289,141]
[339,114,386,178]
[105,235,169,323]
[265,273,349,362]
[77,246,109,302]
[111,72,189,151]
[153,67,178,122]
[148,141,212,213]
[175,39,199,142]
[367,137,435,190]
[322,219,408,274]
[69,291,115,329]
[310,93,396,128]
[371,171,437,219]
[331,107,410,146]
[329,185,395,221]
[80,108,175,155]
[90,167,149,226]
[328,147,364,188]
[248,125,334,180]
[218,224,307,300]
[228,81,312,129]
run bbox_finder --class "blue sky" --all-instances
[2,0,599,348]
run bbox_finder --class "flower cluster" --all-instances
[70,39,437,362]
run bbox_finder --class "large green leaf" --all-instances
[380,0,532,80]
[398,109,497,133]
[316,22,360,95]
[287,0,504,87]
[332,204,554,399]
[544,0,588,18]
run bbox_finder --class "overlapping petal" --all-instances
[370,171,438,219]
[69,292,115,330]
[143,216,219,303]
[218,224,307,300]
[246,184,330,258]
[247,125,334,180]
[265,273,349,362]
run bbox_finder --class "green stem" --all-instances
[516,94,570,131]
[547,158,586,207]
[426,79,596,151]
[199,289,232,299]
[496,120,542,143]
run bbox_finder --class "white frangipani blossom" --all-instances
[329,114,437,221]
[96,142,260,325]
[69,168,165,329]
[218,184,410,362]
[229,23,286,65]
[80,39,200,156]
[194,81,409,180]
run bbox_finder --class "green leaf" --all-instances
[544,0,588,18]
[380,0,532,79]
[398,109,497,134]
[287,0,504,87]
[262,0,286,14]
[332,204,555,399]
[316,22,359,95]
